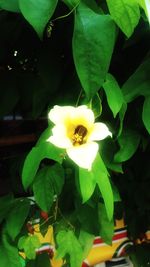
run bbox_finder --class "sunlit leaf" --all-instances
[73,0,116,99]
[22,142,64,190]
[98,203,114,245]
[79,230,94,259]
[79,168,96,203]
[102,73,124,118]
[142,96,150,134]
[33,164,64,212]
[6,198,30,240]
[138,0,150,23]
[122,58,150,103]
[18,235,41,260]
[56,230,83,267]
[0,0,20,12]
[92,153,114,221]
[19,0,58,38]
[106,0,140,37]
[114,129,140,162]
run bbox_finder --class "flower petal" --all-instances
[67,142,99,170]
[88,122,112,141]
[47,124,72,149]
[48,105,75,124]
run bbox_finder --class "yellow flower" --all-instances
[47,105,112,170]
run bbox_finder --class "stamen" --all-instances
[72,125,87,145]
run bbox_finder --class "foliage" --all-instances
[0,0,150,266]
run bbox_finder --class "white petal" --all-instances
[47,124,72,149]
[48,105,75,124]
[88,122,112,141]
[67,142,99,170]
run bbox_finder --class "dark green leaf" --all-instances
[122,58,150,103]
[56,230,83,267]
[102,73,124,118]
[22,142,64,190]
[142,96,150,134]
[91,93,102,118]
[73,0,116,99]
[18,235,41,260]
[98,203,114,245]
[26,253,51,267]
[33,164,64,212]
[0,0,20,12]
[118,102,127,137]
[114,129,140,162]
[6,198,30,240]
[63,0,80,9]
[19,0,58,38]
[0,194,14,224]
[92,153,114,221]
[106,0,140,37]
[79,168,96,203]
[0,233,22,267]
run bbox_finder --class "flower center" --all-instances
[72,125,87,146]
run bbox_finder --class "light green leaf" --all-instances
[6,198,30,240]
[118,102,127,137]
[138,0,150,23]
[19,0,58,39]
[18,235,41,260]
[102,73,124,118]
[122,58,150,103]
[56,230,83,267]
[79,230,94,259]
[98,203,114,245]
[142,96,150,134]
[0,234,22,267]
[114,129,140,162]
[0,0,20,12]
[22,142,64,190]
[92,153,114,221]
[106,0,140,37]
[73,0,116,99]
[79,168,96,203]
[33,164,64,212]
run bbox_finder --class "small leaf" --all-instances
[102,73,124,118]
[18,235,41,260]
[22,142,64,190]
[0,0,20,12]
[114,129,140,162]
[6,198,30,240]
[0,234,22,267]
[56,230,83,267]
[142,96,150,134]
[92,153,114,221]
[73,0,116,99]
[79,168,96,203]
[98,203,114,245]
[33,164,64,212]
[106,0,140,37]
[19,0,58,39]
[122,58,150,103]
[79,230,94,259]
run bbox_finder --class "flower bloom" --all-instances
[47,105,112,170]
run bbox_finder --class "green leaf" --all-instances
[118,102,127,137]
[18,235,41,260]
[92,154,114,221]
[91,93,102,118]
[122,58,150,103]
[138,0,150,23]
[0,238,22,267]
[0,194,14,224]
[26,254,51,267]
[98,203,114,245]
[63,0,80,9]
[73,0,116,100]
[22,142,64,190]
[106,0,140,38]
[114,129,140,162]
[19,0,58,39]
[33,164,64,212]
[0,0,20,12]
[102,73,124,118]
[6,198,30,240]
[56,230,83,267]
[79,230,94,259]
[79,168,96,203]
[142,96,150,134]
